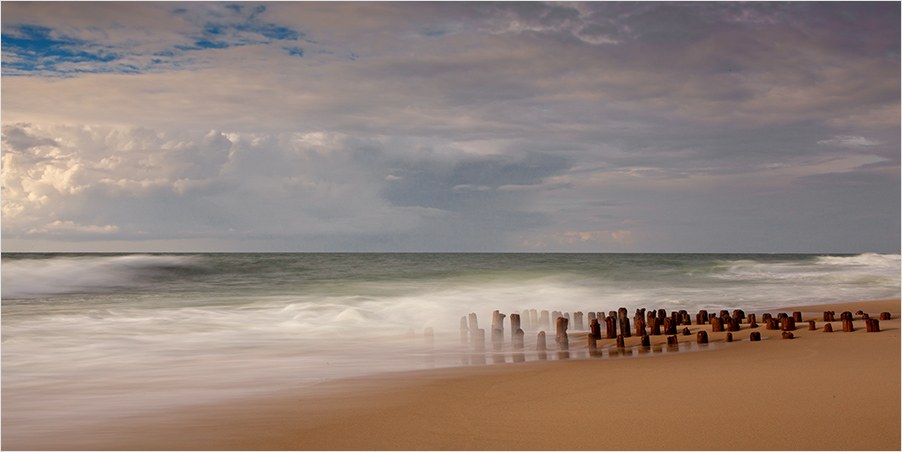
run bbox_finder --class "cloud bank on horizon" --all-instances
[2,2,899,252]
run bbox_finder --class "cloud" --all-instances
[817,135,881,147]
[1,2,898,252]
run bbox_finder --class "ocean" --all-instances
[2,252,899,435]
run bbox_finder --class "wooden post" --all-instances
[640,335,650,347]
[587,331,597,352]
[671,311,680,327]
[711,317,724,332]
[697,310,708,325]
[605,316,617,339]
[842,318,854,332]
[492,311,506,351]
[719,310,730,321]
[657,309,667,322]
[460,316,469,345]
[587,311,596,325]
[539,310,551,330]
[733,309,745,321]
[792,311,802,323]
[474,328,485,351]
[824,323,833,333]
[635,317,646,337]
[555,317,569,351]
[782,331,794,339]
[666,335,679,346]
[808,320,816,331]
[529,309,538,329]
[725,332,732,343]
[823,311,835,322]
[841,311,853,322]
[616,334,625,348]
[748,313,758,329]
[727,317,740,332]
[766,318,777,330]
[573,311,584,331]
[880,312,891,320]
[649,317,661,336]
[866,319,880,333]
[468,313,479,343]
[750,331,761,341]
[681,327,691,336]
[620,314,632,338]
[590,318,602,339]
[781,317,796,331]
[663,317,676,335]
[513,328,525,350]
[536,331,546,350]
[510,313,521,342]
[697,330,708,344]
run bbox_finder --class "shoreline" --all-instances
[5,299,900,450]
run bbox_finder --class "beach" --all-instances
[11,298,899,451]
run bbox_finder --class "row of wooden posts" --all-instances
[459,308,891,352]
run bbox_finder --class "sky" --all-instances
[1,1,899,253]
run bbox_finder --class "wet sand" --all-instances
[6,299,900,450]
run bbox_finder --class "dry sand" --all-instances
[6,300,900,451]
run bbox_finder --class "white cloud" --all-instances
[817,135,881,147]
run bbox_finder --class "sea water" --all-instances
[2,253,899,435]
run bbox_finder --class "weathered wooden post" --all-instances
[666,335,679,346]
[824,323,833,332]
[573,311,584,331]
[635,317,646,337]
[682,327,691,336]
[587,311,596,325]
[766,318,777,330]
[841,311,853,322]
[529,309,538,329]
[750,331,761,341]
[781,317,796,331]
[711,317,724,332]
[468,313,479,343]
[460,316,469,345]
[649,317,661,336]
[762,313,772,324]
[657,309,667,322]
[513,328,525,350]
[605,316,617,339]
[616,334,625,348]
[792,312,802,323]
[640,335,650,348]
[590,318,602,339]
[663,317,676,335]
[856,310,864,316]
[539,310,551,330]
[727,317,740,332]
[823,311,835,322]
[697,330,708,344]
[733,309,745,321]
[808,320,816,331]
[587,331,597,354]
[671,311,680,327]
[748,313,758,329]
[866,319,880,333]
[620,313,632,338]
[536,331,547,350]
[555,317,569,351]
[492,311,506,351]
[719,310,730,321]
[725,332,733,342]
[782,331,794,339]
[880,312,891,320]
[510,313,521,342]
[861,313,870,321]
[842,318,854,332]
[697,310,709,325]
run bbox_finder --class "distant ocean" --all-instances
[3,253,899,435]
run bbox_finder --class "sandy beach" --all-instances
[7,299,900,451]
